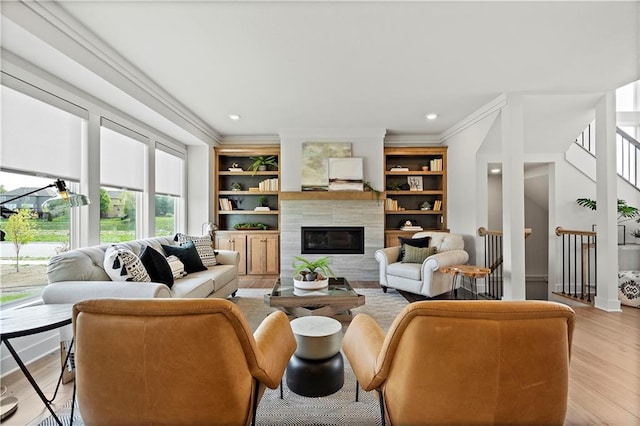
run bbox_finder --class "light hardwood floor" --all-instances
[1,281,638,425]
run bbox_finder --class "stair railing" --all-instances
[574,122,640,191]
[554,227,597,304]
[477,227,503,300]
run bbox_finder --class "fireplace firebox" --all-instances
[301,226,365,255]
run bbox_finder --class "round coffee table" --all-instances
[286,316,344,397]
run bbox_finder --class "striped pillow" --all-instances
[174,233,217,267]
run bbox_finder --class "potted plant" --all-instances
[631,228,640,244]
[249,155,278,175]
[292,255,335,282]
[576,198,640,223]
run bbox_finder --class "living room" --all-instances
[1,1,639,424]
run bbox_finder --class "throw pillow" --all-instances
[174,233,217,267]
[397,236,431,262]
[162,241,207,273]
[139,245,174,288]
[401,245,438,264]
[103,245,151,282]
[166,255,187,279]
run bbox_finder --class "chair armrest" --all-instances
[375,247,401,286]
[423,249,470,272]
[42,281,171,304]
[252,311,297,389]
[342,313,386,391]
[214,249,240,266]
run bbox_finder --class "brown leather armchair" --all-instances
[342,300,575,426]
[72,298,296,426]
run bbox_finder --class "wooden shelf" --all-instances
[218,210,278,215]
[218,191,278,195]
[386,210,444,214]
[280,191,379,201]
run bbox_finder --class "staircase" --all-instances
[575,122,640,191]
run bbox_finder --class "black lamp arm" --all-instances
[0,179,66,206]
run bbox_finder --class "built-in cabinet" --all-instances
[214,146,280,275]
[384,147,448,246]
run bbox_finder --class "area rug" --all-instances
[38,288,408,426]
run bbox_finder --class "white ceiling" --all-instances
[2,1,639,145]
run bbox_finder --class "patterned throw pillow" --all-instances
[174,233,217,267]
[397,236,431,262]
[401,245,438,264]
[103,245,151,282]
[166,255,187,279]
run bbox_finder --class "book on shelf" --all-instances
[258,178,279,191]
[384,198,404,211]
[429,158,443,171]
[254,206,270,211]
[433,200,442,211]
[228,167,243,172]
[248,187,260,192]
[390,167,409,172]
[400,226,423,231]
[218,198,233,211]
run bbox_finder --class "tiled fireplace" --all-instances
[280,199,383,281]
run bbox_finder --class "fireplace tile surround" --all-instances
[280,199,383,281]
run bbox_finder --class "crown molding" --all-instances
[3,1,221,146]
[384,134,441,146]
[440,94,507,142]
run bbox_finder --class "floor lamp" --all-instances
[0,179,90,420]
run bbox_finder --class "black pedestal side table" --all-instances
[286,316,344,397]
[0,304,75,425]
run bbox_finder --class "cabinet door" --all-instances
[247,234,279,275]
[215,234,247,275]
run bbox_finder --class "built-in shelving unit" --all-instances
[214,146,280,275]
[384,146,448,246]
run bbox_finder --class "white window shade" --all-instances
[156,148,183,197]
[1,85,83,180]
[100,125,146,191]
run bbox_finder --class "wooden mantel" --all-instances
[280,191,380,201]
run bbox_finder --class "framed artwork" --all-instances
[407,176,423,191]
[328,157,363,191]
[301,142,352,191]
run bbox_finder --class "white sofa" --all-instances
[42,236,240,304]
[375,231,469,298]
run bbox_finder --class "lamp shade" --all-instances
[42,191,91,212]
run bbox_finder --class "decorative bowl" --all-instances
[293,277,329,290]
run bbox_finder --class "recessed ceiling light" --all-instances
[425,113,438,120]
[228,114,241,120]
[490,168,501,174]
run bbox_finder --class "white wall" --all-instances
[278,128,385,192]
[446,111,500,264]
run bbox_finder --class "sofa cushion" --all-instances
[397,236,431,262]
[388,262,422,281]
[139,246,174,288]
[170,274,214,298]
[162,241,207,273]
[175,233,217,267]
[104,245,151,282]
[402,245,437,264]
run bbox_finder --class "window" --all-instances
[1,86,84,307]
[99,121,147,243]
[155,146,184,237]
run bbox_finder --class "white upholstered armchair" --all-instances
[375,231,469,298]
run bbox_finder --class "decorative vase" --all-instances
[422,166,429,172]
[258,165,267,171]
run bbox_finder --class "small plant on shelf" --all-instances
[258,195,268,207]
[292,255,335,281]
[233,222,268,230]
[249,156,278,175]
